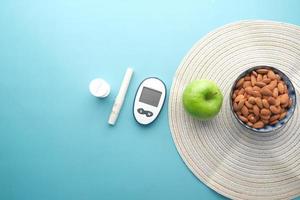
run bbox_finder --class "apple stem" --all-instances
[207,92,218,100]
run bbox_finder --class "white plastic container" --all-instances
[89,78,110,98]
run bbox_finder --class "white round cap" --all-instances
[89,78,110,98]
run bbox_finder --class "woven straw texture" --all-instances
[169,20,300,200]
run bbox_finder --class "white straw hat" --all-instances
[169,20,300,200]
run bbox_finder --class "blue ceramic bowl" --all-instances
[230,66,297,133]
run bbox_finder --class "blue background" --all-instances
[1,0,300,199]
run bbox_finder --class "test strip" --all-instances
[108,68,134,125]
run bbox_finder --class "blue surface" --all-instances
[1,0,300,199]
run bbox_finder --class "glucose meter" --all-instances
[133,77,166,125]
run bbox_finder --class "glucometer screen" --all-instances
[139,87,162,107]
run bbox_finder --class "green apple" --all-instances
[182,79,223,120]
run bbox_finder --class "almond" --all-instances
[261,87,273,96]
[280,94,289,105]
[247,122,254,127]
[253,121,264,128]
[239,115,248,123]
[267,70,276,79]
[262,99,270,108]
[257,74,263,82]
[253,105,260,116]
[260,114,271,120]
[234,94,244,103]
[233,102,239,111]
[275,98,281,106]
[232,93,237,99]
[255,81,267,88]
[248,96,256,104]
[263,75,268,80]
[251,75,256,86]
[245,101,253,109]
[268,97,276,105]
[234,89,239,95]
[245,87,253,94]
[273,88,278,98]
[241,106,249,117]
[270,106,281,114]
[262,78,271,84]
[238,88,245,95]
[270,114,280,122]
[270,120,278,125]
[262,119,269,125]
[245,75,251,81]
[255,97,263,108]
[262,95,269,100]
[281,102,289,108]
[248,114,257,123]
[243,81,252,88]
[267,80,278,90]
[256,69,269,74]
[236,78,244,88]
[278,82,284,94]
[279,112,287,120]
[253,86,261,91]
[237,99,245,110]
[252,71,258,77]
[251,91,262,98]
[261,108,271,116]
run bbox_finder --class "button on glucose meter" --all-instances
[133,77,166,125]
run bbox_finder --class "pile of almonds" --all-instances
[232,68,293,129]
